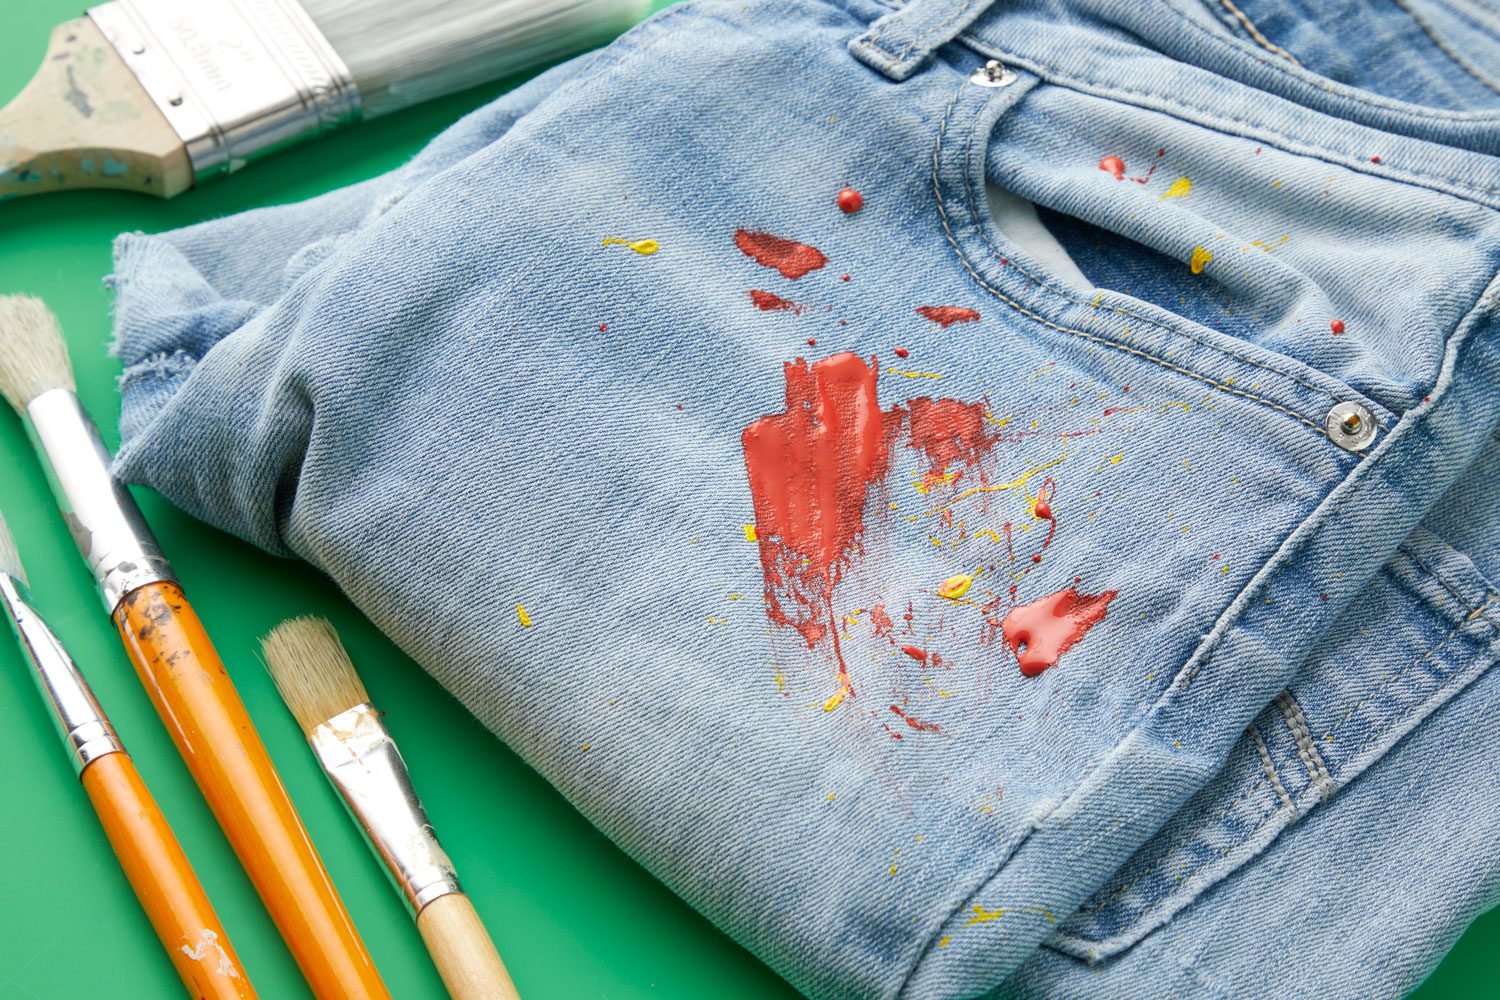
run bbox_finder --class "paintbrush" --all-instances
[0,296,390,1000]
[1,0,648,200]
[262,617,521,1000]
[0,510,258,999]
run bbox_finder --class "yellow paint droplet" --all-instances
[826,792,836,801]
[743,523,758,542]
[938,936,952,948]
[1109,453,1124,464]
[1189,245,1213,274]
[601,236,660,255]
[517,604,532,627]
[938,573,975,600]
[822,685,851,712]
[1159,176,1192,201]
[581,743,591,751]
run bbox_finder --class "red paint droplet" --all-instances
[675,404,683,410]
[1003,588,1118,677]
[807,338,817,347]
[735,229,828,280]
[748,289,803,314]
[1330,319,1345,335]
[1321,593,1329,601]
[893,346,909,358]
[1031,553,1042,564]
[1074,576,1082,584]
[901,644,929,664]
[1370,155,1381,164]
[1098,155,1126,180]
[915,306,981,328]
[599,323,608,331]
[841,273,851,282]
[837,188,864,214]
[1032,500,1052,520]
[1212,553,1220,559]
[1122,386,1130,392]
[1254,146,1262,154]
[890,704,942,733]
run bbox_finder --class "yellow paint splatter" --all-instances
[950,454,1066,504]
[938,572,976,600]
[743,523,758,542]
[886,369,943,379]
[774,666,786,693]
[975,529,1003,544]
[581,743,591,751]
[1159,176,1192,201]
[1109,453,1123,464]
[822,684,851,712]
[966,905,1004,925]
[517,604,533,627]
[938,936,952,949]
[601,237,660,255]
[826,792,837,801]
[1189,245,1213,274]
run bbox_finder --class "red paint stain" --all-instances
[735,229,829,280]
[1330,319,1345,335]
[893,346,909,358]
[1002,588,1117,677]
[903,601,914,623]
[882,723,904,740]
[1370,156,1381,164]
[871,604,894,639]
[742,353,889,699]
[915,306,981,327]
[901,644,928,664]
[1099,155,1125,180]
[749,289,803,314]
[890,705,942,733]
[837,188,864,214]
[903,397,994,480]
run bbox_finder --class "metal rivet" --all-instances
[168,95,184,107]
[969,59,1017,88]
[1325,401,1377,452]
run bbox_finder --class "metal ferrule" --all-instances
[88,0,362,182]
[24,388,176,613]
[0,575,125,774]
[309,703,462,916]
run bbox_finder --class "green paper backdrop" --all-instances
[0,1,1491,996]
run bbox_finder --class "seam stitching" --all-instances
[1217,0,1302,66]
[1401,543,1500,632]
[1275,690,1337,800]
[935,84,1326,433]
[1249,722,1295,811]
[1392,0,1500,97]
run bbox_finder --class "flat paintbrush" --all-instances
[2,0,648,199]
[263,617,521,1000]
[0,296,390,1000]
[0,510,257,999]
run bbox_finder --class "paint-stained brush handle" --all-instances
[115,582,390,1000]
[80,750,257,999]
[416,893,521,1000]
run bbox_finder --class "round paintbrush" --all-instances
[262,617,521,1000]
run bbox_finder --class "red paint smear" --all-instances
[893,346,909,358]
[1034,476,1057,548]
[901,644,928,664]
[882,723,905,740]
[915,306,981,328]
[735,229,828,280]
[1002,588,1117,677]
[871,604,894,639]
[890,705,942,733]
[749,289,803,315]
[742,353,889,697]
[837,188,864,214]
[903,397,994,479]
[1098,156,1125,180]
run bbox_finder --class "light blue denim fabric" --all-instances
[105,0,1500,997]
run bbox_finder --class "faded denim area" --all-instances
[107,0,1500,997]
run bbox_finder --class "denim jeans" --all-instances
[107,0,1500,996]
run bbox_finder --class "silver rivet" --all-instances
[1325,401,1377,452]
[969,59,1017,88]
[168,95,184,107]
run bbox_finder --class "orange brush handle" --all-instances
[115,582,390,1000]
[81,751,258,999]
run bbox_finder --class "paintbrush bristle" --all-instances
[0,511,27,586]
[0,295,75,414]
[262,617,372,733]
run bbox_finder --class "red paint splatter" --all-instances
[735,229,828,280]
[882,723,905,740]
[890,705,942,733]
[749,289,803,314]
[1099,155,1126,180]
[1370,156,1381,164]
[1002,588,1117,677]
[1330,319,1345,335]
[599,323,608,331]
[807,338,818,347]
[837,188,864,214]
[1031,553,1042,563]
[742,353,889,698]
[903,601,914,624]
[903,397,994,481]
[893,346,909,358]
[841,274,851,282]
[916,306,981,328]
[1033,477,1057,547]
[901,644,928,664]
[870,604,894,639]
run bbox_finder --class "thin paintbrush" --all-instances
[0,511,258,999]
[263,618,521,1000]
[1,0,648,199]
[0,296,390,1000]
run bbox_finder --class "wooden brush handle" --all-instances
[0,18,190,200]
[81,751,258,999]
[115,582,390,1000]
[416,893,521,1000]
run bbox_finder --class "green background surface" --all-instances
[0,1,1492,997]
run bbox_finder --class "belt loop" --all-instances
[849,0,994,81]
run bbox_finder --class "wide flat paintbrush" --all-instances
[0,511,257,1000]
[263,618,521,1000]
[1,0,648,200]
[0,296,390,1000]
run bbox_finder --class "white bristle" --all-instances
[261,617,372,733]
[301,0,651,117]
[0,511,27,586]
[0,295,75,414]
